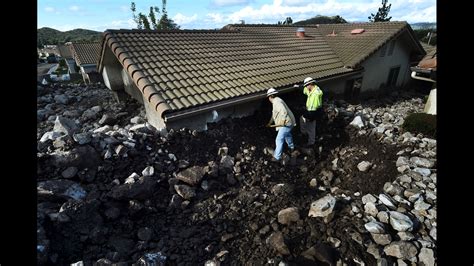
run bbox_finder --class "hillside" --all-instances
[37,27,102,48]
[410,22,436,30]
[294,15,347,25]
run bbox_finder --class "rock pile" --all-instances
[37,84,436,265]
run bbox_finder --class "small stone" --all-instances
[266,232,290,255]
[371,233,392,246]
[413,167,431,177]
[367,243,382,259]
[377,211,389,224]
[61,167,78,179]
[357,161,372,171]
[309,178,318,187]
[137,227,153,241]
[362,194,377,204]
[364,221,385,234]
[142,166,154,177]
[383,241,418,260]
[277,207,300,225]
[389,211,413,232]
[176,166,205,186]
[378,194,397,210]
[418,248,435,266]
[397,232,415,241]
[130,116,145,124]
[308,194,336,223]
[410,157,435,168]
[73,132,91,145]
[364,202,379,217]
[174,184,196,200]
[396,156,410,167]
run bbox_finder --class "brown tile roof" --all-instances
[70,42,101,66]
[317,21,424,67]
[57,44,72,58]
[420,42,436,57]
[417,45,436,70]
[98,27,352,118]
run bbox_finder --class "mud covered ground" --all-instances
[37,84,433,265]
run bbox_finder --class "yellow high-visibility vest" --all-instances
[303,85,323,111]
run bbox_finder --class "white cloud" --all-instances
[120,5,129,12]
[69,5,80,11]
[225,0,369,24]
[201,0,435,27]
[173,13,199,26]
[44,7,55,12]
[396,5,436,22]
[281,0,316,6]
[207,13,225,23]
[211,0,253,7]
[109,19,136,29]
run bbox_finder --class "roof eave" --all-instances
[163,69,362,123]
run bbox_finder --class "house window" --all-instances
[380,44,387,57]
[387,66,400,87]
[388,40,396,56]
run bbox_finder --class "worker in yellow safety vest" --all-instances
[300,77,323,146]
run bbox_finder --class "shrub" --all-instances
[59,59,67,68]
[402,113,436,138]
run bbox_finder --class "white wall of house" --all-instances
[360,37,412,93]
[121,68,144,104]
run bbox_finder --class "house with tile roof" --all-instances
[70,42,102,84]
[57,44,77,74]
[98,21,425,131]
[411,44,436,115]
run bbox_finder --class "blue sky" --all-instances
[38,0,436,31]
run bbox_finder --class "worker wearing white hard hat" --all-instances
[266,88,296,163]
[300,77,323,146]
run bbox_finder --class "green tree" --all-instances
[131,0,180,30]
[333,15,347,24]
[368,0,392,22]
[277,17,293,25]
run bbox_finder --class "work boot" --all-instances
[270,157,280,163]
[290,148,300,157]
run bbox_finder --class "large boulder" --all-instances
[108,176,158,200]
[50,145,101,169]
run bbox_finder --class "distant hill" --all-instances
[294,15,347,25]
[37,27,102,48]
[410,22,436,30]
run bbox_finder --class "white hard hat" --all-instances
[304,77,316,86]
[266,88,278,97]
